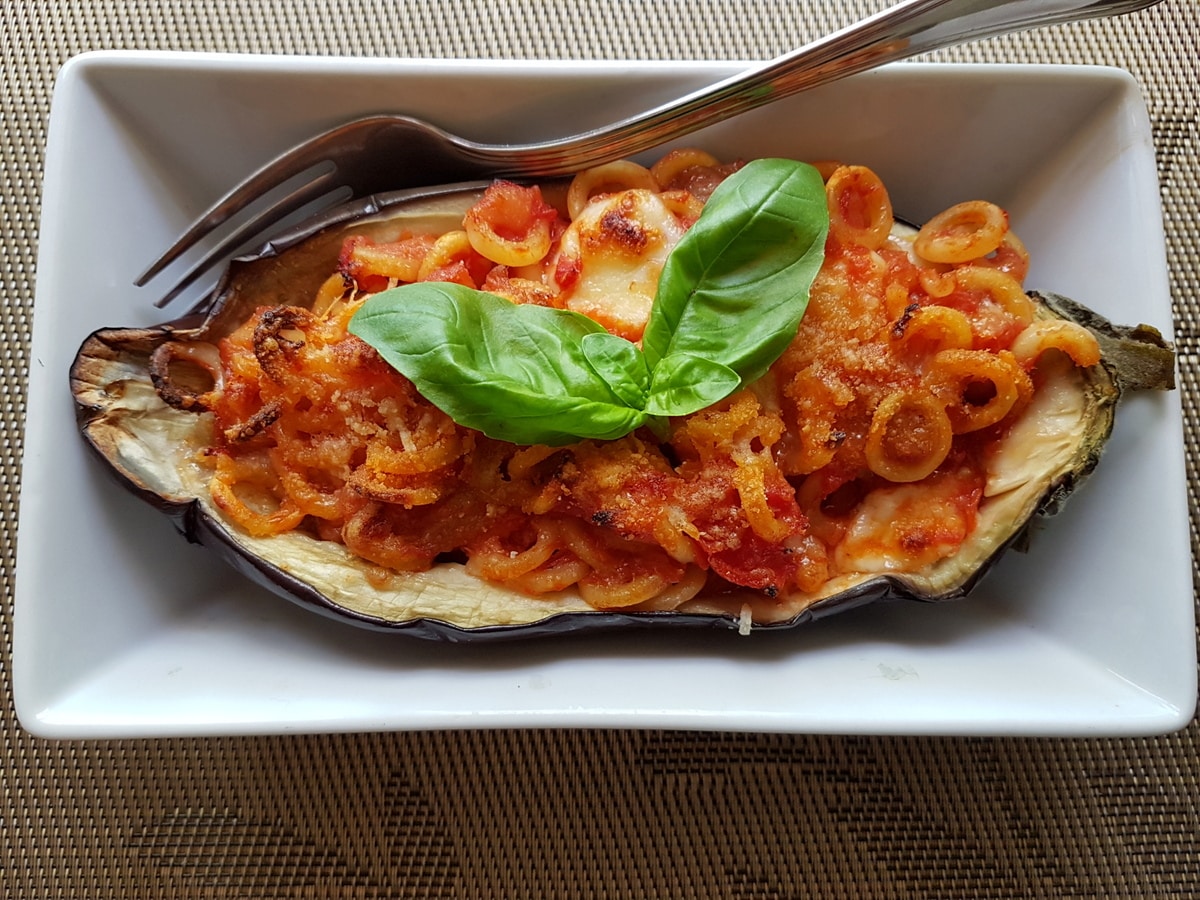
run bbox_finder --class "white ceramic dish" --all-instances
[15,50,1195,738]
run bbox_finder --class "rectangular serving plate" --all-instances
[15,50,1196,738]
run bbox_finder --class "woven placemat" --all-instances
[3,0,1197,896]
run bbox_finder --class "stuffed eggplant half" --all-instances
[70,155,1176,640]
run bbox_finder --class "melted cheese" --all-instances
[834,477,974,574]
[984,359,1084,497]
[552,189,686,341]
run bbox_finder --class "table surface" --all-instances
[3,1,1198,896]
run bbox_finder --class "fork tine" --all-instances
[151,167,350,310]
[134,131,353,287]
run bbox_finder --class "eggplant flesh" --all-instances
[69,185,1176,640]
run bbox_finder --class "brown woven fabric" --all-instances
[3,0,1198,896]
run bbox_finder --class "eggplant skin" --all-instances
[68,188,1177,640]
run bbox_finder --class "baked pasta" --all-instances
[71,152,1175,635]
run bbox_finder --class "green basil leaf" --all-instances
[347,159,829,447]
[642,158,828,385]
[350,283,647,446]
[581,332,650,409]
[645,354,741,418]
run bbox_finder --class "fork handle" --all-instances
[467,0,1163,174]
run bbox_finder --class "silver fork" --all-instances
[138,0,1163,310]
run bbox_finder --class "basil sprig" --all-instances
[349,158,828,446]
